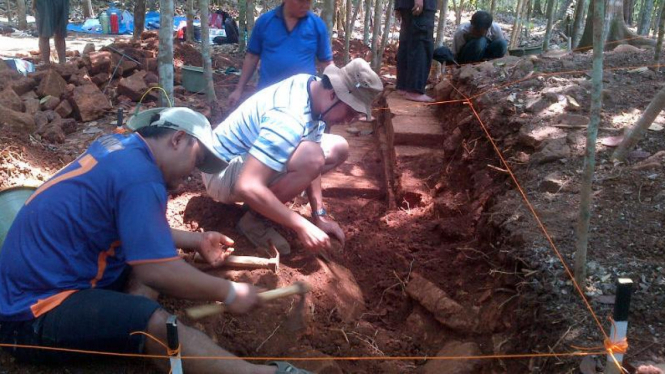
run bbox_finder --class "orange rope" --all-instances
[0,342,605,360]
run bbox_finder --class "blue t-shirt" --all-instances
[0,134,179,322]
[248,4,332,89]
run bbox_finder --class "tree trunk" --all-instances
[186,0,195,42]
[239,0,247,51]
[656,0,665,58]
[624,0,633,23]
[534,0,544,15]
[544,0,557,50]
[650,0,663,35]
[612,87,665,162]
[638,0,655,34]
[510,0,525,48]
[371,0,383,70]
[5,0,11,26]
[375,0,395,70]
[134,0,146,40]
[344,0,353,63]
[491,0,497,15]
[575,0,605,288]
[435,0,450,47]
[200,0,217,103]
[556,0,574,21]
[578,0,656,49]
[572,0,588,47]
[247,0,256,33]
[323,0,335,42]
[158,0,175,106]
[16,0,27,30]
[363,0,372,45]
[82,0,94,18]
[455,0,465,25]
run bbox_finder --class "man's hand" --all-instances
[225,282,260,314]
[296,220,331,251]
[313,216,345,248]
[227,88,243,107]
[198,231,235,267]
[412,0,424,16]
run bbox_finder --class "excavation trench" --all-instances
[158,76,538,374]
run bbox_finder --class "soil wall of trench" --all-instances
[375,57,561,373]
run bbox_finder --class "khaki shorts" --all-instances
[203,134,339,204]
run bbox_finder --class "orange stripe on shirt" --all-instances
[90,241,120,288]
[30,290,78,318]
[25,154,98,206]
[127,256,181,265]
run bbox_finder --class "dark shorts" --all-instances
[0,289,161,364]
[35,0,69,38]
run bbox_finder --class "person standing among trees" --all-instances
[394,0,437,102]
[227,0,334,107]
[33,0,69,65]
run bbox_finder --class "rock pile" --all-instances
[0,31,213,144]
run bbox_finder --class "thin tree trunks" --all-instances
[324,0,335,42]
[239,0,247,50]
[344,0,354,63]
[575,0,605,287]
[571,0,588,47]
[134,0,147,40]
[82,0,95,19]
[186,0,195,42]
[656,0,665,58]
[491,0,497,15]
[544,0,556,50]
[613,86,665,161]
[371,0,383,70]
[16,0,26,30]
[510,0,526,48]
[435,0,450,47]
[375,0,395,70]
[247,0,256,33]
[158,0,175,106]
[200,0,217,103]
[638,0,655,34]
[364,0,372,44]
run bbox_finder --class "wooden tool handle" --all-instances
[224,255,271,267]
[186,303,225,320]
[257,282,311,302]
[185,282,312,320]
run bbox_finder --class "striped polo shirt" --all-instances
[212,74,326,172]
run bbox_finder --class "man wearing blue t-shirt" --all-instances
[227,0,334,107]
[204,59,383,255]
[0,108,312,374]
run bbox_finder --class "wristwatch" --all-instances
[313,208,327,217]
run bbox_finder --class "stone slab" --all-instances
[386,94,439,117]
[395,145,444,158]
[392,115,444,147]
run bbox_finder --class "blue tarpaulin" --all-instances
[67,12,193,35]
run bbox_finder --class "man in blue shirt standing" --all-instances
[227,0,334,107]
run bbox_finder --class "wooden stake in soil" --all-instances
[606,278,633,374]
[166,315,184,374]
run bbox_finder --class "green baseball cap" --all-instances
[127,107,227,174]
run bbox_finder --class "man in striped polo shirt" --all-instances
[204,59,383,254]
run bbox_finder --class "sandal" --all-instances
[267,361,313,374]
